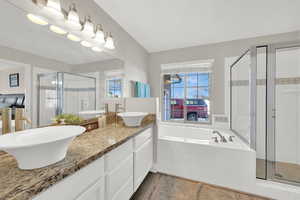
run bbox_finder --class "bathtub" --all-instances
[156,123,256,192]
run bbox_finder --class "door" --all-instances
[38,73,58,127]
[268,41,300,184]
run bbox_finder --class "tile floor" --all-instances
[131,173,270,200]
[257,159,300,183]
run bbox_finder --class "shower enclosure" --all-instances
[38,72,96,126]
[230,41,300,185]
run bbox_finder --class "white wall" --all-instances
[149,31,300,115]
[0,67,25,94]
[60,0,149,94]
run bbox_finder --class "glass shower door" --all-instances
[38,73,58,127]
[62,73,96,115]
[268,42,300,184]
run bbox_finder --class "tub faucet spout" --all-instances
[213,130,227,143]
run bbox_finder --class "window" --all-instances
[162,72,211,123]
[106,78,122,98]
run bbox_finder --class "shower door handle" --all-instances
[272,108,276,118]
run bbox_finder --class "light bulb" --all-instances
[27,13,49,26]
[81,41,92,48]
[67,34,81,42]
[92,47,103,52]
[104,33,115,50]
[49,25,67,35]
[94,25,105,44]
[65,4,82,30]
[82,16,95,38]
[44,0,64,20]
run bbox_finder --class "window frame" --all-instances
[105,77,123,98]
[161,71,212,125]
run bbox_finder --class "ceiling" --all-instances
[95,0,300,52]
[0,0,114,65]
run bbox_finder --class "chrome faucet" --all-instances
[115,103,125,113]
[115,104,125,127]
[213,130,227,143]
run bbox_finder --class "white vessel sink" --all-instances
[78,110,105,120]
[117,112,148,127]
[0,126,86,170]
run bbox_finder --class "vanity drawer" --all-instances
[105,139,133,172]
[106,154,134,200]
[112,177,134,200]
[134,127,152,150]
[33,157,104,200]
[76,177,105,200]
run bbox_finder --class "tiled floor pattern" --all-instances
[131,173,269,200]
[257,159,300,183]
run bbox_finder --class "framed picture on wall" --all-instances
[9,73,19,88]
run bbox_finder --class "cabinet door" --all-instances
[112,177,134,200]
[76,178,105,200]
[106,154,134,200]
[134,138,153,191]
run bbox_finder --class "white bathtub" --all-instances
[157,123,256,193]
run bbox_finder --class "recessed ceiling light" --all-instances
[67,34,81,42]
[49,25,67,35]
[104,33,115,50]
[81,41,92,47]
[27,14,49,26]
[44,0,64,20]
[65,4,82,31]
[92,46,103,52]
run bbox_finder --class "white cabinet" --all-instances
[134,127,152,149]
[32,127,153,200]
[105,139,134,200]
[112,177,134,200]
[76,178,105,200]
[134,138,153,191]
[33,157,104,200]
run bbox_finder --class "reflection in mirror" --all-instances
[0,0,124,133]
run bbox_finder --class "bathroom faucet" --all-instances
[115,104,125,127]
[104,104,109,114]
[213,130,227,143]
[115,103,125,113]
[15,108,31,132]
[0,108,12,134]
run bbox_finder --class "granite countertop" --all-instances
[0,116,155,200]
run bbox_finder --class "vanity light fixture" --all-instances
[92,46,103,52]
[82,16,95,38]
[94,25,105,44]
[104,33,115,50]
[67,34,81,42]
[81,41,92,48]
[27,13,49,26]
[49,25,67,35]
[65,4,82,31]
[44,0,64,20]
[29,1,117,50]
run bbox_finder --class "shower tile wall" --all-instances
[63,73,96,115]
[275,47,300,166]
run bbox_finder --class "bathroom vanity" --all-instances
[0,119,154,200]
